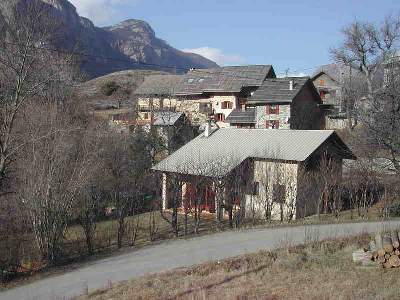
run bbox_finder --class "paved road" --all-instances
[1,220,400,300]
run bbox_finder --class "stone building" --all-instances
[226,77,324,130]
[134,65,276,128]
[152,127,355,221]
[312,63,363,129]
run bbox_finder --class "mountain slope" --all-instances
[77,69,168,109]
[103,19,218,73]
[0,0,218,78]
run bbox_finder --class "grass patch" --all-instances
[77,234,400,300]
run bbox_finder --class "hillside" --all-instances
[0,0,218,79]
[77,69,168,109]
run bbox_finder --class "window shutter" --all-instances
[265,105,270,114]
[276,120,280,129]
[276,105,280,114]
[265,120,270,129]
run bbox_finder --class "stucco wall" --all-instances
[245,159,298,221]
[137,95,237,127]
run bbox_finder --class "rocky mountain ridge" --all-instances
[0,0,218,79]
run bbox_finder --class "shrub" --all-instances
[386,202,400,217]
[100,81,119,96]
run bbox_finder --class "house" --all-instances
[312,64,363,129]
[151,111,195,154]
[226,77,325,130]
[135,65,276,128]
[134,74,182,123]
[152,127,355,221]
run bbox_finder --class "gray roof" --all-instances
[224,108,256,124]
[174,65,273,95]
[134,65,274,96]
[134,75,183,95]
[312,63,361,83]
[152,129,355,177]
[247,77,310,104]
[153,111,184,126]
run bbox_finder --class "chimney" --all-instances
[289,80,294,91]
[204,120,211,137]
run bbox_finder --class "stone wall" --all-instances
[255,104,291,129]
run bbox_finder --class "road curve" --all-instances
[1,220,400,300]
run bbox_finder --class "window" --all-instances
[252,182,260,195]
[266,105,279,114]
[198,78,205,83]
[187,78,195,83]
[319,79,325,86]
[221,101,233,109]
[270,105,279,114]
[266,120,279,129]
[215,113,225,122]
[143,112,149,119]
[199,103,212,113]
[273,184,286,203]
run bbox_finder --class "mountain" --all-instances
[0,0,218,79]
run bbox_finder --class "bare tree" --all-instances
[160,172,183,237]
[0,1,79,191]
[332,15,400,176]
[315,153,342,218]
[18,99,94,263]
[76,184,103,255]
[103,129,152,249]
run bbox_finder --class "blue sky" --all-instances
[70,0,399,76]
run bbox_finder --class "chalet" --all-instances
[134,65,276,128]
[312,64,363,129]
[226,77,325,130]
[152,127,355,221]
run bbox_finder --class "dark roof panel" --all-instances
[247,77,309,104]
[225,108,256,124]
[174,65,273,95]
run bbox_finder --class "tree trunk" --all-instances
[117,218,125,249]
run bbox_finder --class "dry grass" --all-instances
[65,211,223,255]
[78,235,400,300]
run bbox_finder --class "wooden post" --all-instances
[162,173,168,210]
[214,182,224,222]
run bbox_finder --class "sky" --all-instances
[69,0,399,76]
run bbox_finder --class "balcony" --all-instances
[138,105,176,112]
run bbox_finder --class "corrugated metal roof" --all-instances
[153,111,184,126]
[247,77,309,104]
[152,128,354,177]
[224,108,256,124]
